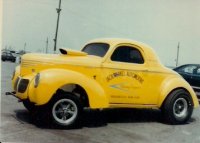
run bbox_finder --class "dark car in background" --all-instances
[1,52,16,62]
[174,64,200,98]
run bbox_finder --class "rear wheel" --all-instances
[162,89,193,124]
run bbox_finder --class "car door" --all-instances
[101,44,154,105]
[191,66,200,88]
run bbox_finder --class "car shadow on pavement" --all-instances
[14,108,195,129]
[82,108,162,127]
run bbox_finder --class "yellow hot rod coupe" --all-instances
[9,38,199,128]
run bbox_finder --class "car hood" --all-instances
[21,53,102,66]
[20,50,102,76]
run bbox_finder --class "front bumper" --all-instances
[6,91,17,97]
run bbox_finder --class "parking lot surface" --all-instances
[1,62,200,143]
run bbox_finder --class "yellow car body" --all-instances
[11,38,199,126]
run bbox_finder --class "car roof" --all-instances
[87,38,161,63]
[174,64,200,70]
[87,38,152,50]
[178,64,200,67]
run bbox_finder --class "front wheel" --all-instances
[162,89,193,124]
[48,93,82,128]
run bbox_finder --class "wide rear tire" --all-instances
[162,89,193,124]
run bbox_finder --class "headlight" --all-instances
[34,73,40,88]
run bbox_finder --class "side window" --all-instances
[178,65,197,74]
[193,67,200,75]
[197,68,200,75]
[7,53,12,56]
[111,46,144,64]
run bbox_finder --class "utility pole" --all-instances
[46,37,49,53]
[24,42,26,53]
[5,45,7,51]
[8,45,12,50]
[53,0,62,53]
[176,42,180,67]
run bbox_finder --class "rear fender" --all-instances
[158,77,199,108]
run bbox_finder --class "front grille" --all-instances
[14,77,29,93]
[18,79,29,93]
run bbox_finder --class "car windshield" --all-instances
[82,43,109,57]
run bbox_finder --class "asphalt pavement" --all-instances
[1,62,200,143]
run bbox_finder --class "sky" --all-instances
[2,0,200,66]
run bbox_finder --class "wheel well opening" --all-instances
[161,87,193,109]
[56,84,89,107]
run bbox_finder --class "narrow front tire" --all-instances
[48,92,82,128]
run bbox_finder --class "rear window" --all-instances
[82,43,109,57]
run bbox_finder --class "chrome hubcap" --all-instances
[52,99,78,125]
[173,98,188,119]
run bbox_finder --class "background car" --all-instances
[174,64,200,98]
[1,52,16,62]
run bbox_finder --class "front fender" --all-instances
[28,69,109,108]
[158,77,199,108]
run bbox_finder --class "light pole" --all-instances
[53,0,62,53]
[176,42,180,67]
[46,37,49,53]
[24,42,26,53]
